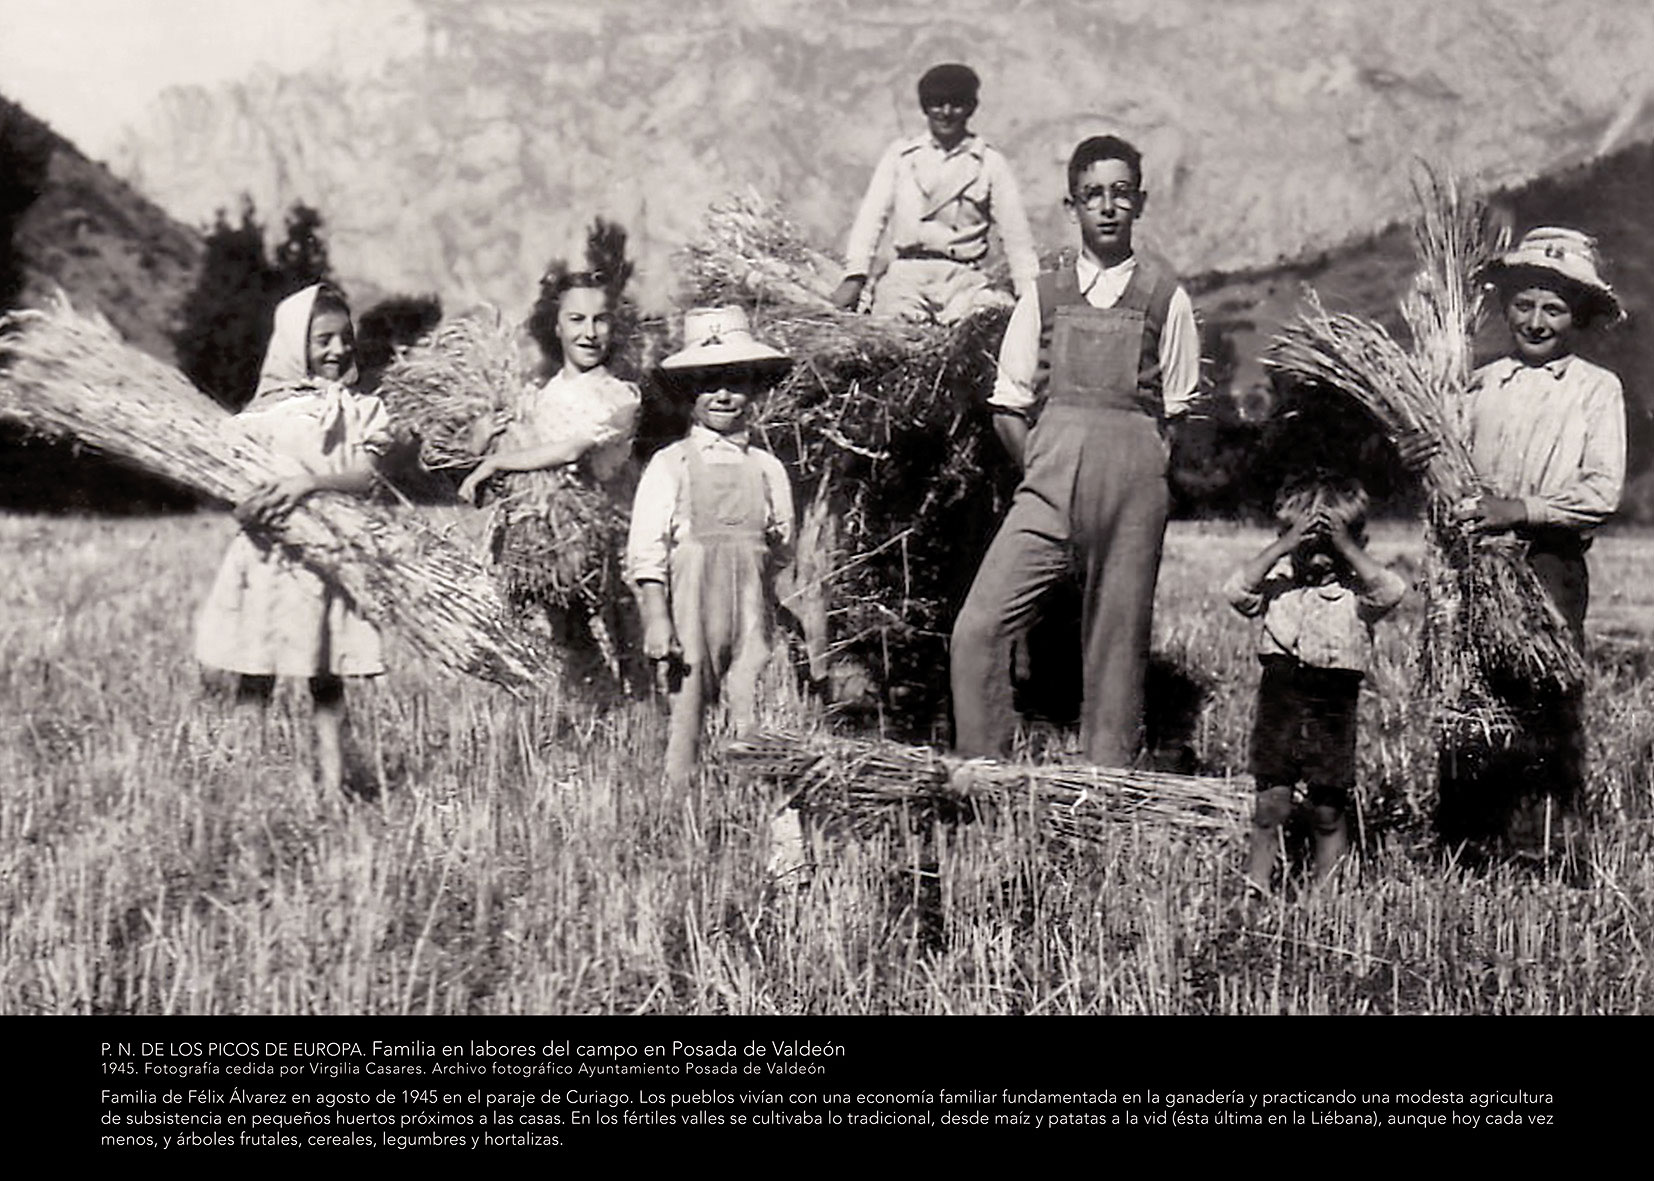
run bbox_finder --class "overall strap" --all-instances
[683,442,768,543]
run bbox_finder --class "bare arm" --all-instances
[1235,523,1305,595]
[1327,518,1390,591]
[236,463,378,529]
[458,437,590,503]
[992,412,1029,470]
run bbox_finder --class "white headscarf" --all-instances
[246,284,360,410]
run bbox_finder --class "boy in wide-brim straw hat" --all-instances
[627,305,797,786]
[1431,225,1627,856]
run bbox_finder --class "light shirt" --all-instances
[988,254,1202,417]
[235,389,392,480]
[626,426,795,586]
[1460,354,1626,531]
[843,132,1039,297]
[1225,562,1408,674]
[505,366,640,486]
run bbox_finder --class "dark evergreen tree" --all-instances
[357,293,442,373]
[270,201,334,298]
[0,95,54,312]
[172,198,338,410]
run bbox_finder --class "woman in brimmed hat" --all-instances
[1434,225,1627,858]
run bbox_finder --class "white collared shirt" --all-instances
[1460,353,1626,530]
[988,253,1201,417]
[625,425,795,585]
[843,131,1039,296]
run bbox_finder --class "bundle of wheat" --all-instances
[1264,173,1584,758]
[677,190,841,310]
[726,732,1250,842]
[374,308,527,470]
[482,466,627,613]
[0,296,545,694]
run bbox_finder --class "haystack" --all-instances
[0,296,546,694]
[1264,171,1585,753]
[678,193,1018,718]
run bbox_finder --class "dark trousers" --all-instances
[951,406,1168,766]
[1436,530,1589,852]
[1250,657,1363,825]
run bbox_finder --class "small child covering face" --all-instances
[1223,475,1407,889]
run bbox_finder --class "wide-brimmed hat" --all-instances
[659,305,792,377]
[1480,227,1624,325]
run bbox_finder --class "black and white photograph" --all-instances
[2,0,1651,1145]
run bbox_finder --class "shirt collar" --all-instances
[1489,352,1575,386]
[1075,252,1137,298]
[689,423,749,450]
[910,130,983,159]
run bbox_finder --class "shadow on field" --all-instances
[1011,573,1214,772]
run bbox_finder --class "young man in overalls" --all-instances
[950,135,1201,766]
[829,63,1039,325]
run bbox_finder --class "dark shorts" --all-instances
[1250,656,1364,790]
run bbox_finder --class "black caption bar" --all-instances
[26,1018,1627,1157]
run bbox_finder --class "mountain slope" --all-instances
[111,0,1654,313]
[6,96,200,363]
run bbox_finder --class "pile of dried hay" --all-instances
[726,731,1250,842]
[373,308,527,470]
[0,295,545,694]
[678,194,1018,720]
[1264,171,1584,753]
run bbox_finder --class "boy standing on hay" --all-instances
[1431,227,1627,854]
[195,284,392,797]
[1225,475,1407,888]
[627,307,808,878]
[950,134,1201,767]
[829,63,1038,325]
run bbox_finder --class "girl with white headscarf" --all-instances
[195,283,392,797]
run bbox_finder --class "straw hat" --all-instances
[1481,227,1624,325]
[659,305,792,376]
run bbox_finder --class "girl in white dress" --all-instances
[459,246,642,681]
[195,284,391,795]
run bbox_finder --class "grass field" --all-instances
[2,513,1651,1015]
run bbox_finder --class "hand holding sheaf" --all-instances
[1455,494,1527,533]
[235,477,313,529]
[1394,431,1441,472]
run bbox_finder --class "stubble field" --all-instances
[3,512,1651,1015]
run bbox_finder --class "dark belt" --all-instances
[895,248,969,262]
